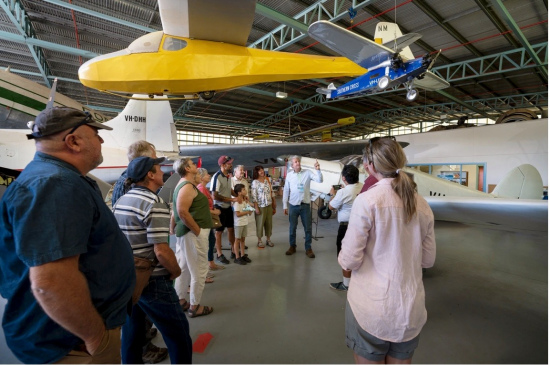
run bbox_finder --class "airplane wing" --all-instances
[426,196,548,235]
[308,20,394,69]
[158,0,256,46]
[381,33,422,58]
[415,70,449,91]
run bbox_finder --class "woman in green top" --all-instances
[172,158,214,318]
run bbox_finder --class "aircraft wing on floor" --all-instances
[308,20,394,69]
[415,71,450,91]
[158,0,256,46]
[425,196,548,234]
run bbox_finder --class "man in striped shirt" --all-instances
[113,156,192,364]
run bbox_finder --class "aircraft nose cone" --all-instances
[78,49,130,89]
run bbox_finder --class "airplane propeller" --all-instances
[391,53,404,71]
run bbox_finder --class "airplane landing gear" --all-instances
[199,91,215,101]
[378,76,390,90]
[406,88,418,101]
[405,80,418,101]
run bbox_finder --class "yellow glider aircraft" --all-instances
[78,0,366,99]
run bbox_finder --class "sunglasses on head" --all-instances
[62,113,93,141]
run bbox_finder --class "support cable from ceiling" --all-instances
[68,0,89,106]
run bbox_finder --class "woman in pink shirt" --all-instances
[339,137,436,364]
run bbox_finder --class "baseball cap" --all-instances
[218,155,234,166]
[27,107,112,140]
[127,156,166,182]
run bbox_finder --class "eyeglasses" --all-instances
[365,136,396,169]
[62,114,93,141]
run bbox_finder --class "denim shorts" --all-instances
[345,300,420,361]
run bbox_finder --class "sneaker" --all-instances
[230,251,236,259]
[234,257,247,265]
[305,249,316,258]
[242,254,252,263]
[285,246,297,255]
[329,282,348,291]
[245,245,248,249]
[142,343,169,364]
[216,254,230,265]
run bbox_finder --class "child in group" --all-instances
[232,184,254,265]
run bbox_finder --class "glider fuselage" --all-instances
[79,32,366,95]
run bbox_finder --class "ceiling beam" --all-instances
[0,30,98,58]
[40,0,157,33]
[489,0,548,80]
[250,0,377,51]
[0,0,50,86]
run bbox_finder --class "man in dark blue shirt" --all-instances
[0,107,135,363]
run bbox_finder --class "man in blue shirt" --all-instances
[0,107,135,363]
[282,155,323,258]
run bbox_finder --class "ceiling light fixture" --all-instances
[276,91,288,99]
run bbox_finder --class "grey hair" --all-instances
[197,168,209,179]
[234,164,245,171]
[127,140,155,161]
[290,155,301,162]
[174,157,192,176]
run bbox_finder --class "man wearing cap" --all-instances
[0,107,135,363]
[110,139,169,364]
[210,155,238,264]
[113,156,192,364]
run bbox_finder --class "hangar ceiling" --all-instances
[0,0,547,142]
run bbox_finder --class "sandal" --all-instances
[257,240,265,248]
[266,240,274,247]
[180,299,191,312]
[188,304,213,318]
[209,264,225,270]
[205,277,214,284]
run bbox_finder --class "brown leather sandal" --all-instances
[188,304,213,318]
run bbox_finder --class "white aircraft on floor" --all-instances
[293,156,547,235]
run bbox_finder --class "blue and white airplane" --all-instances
[308,21,449,101]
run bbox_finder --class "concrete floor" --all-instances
[0,197,547,363]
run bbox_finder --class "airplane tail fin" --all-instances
[316,83,336,98]
[491,164,544,199]
[146,96,179,153]
[100,95,178,153]
[374,22,415,60]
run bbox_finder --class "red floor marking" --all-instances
[193,332,213,353]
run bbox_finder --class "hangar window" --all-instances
[163,37,187,51]
[128,31,163,54]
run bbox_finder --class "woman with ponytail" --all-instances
[338,137,436,364]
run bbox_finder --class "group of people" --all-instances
[0,106,436,364]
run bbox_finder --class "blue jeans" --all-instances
[207,229,215,262]
[288,203,312,250]
[121,276,192,364]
